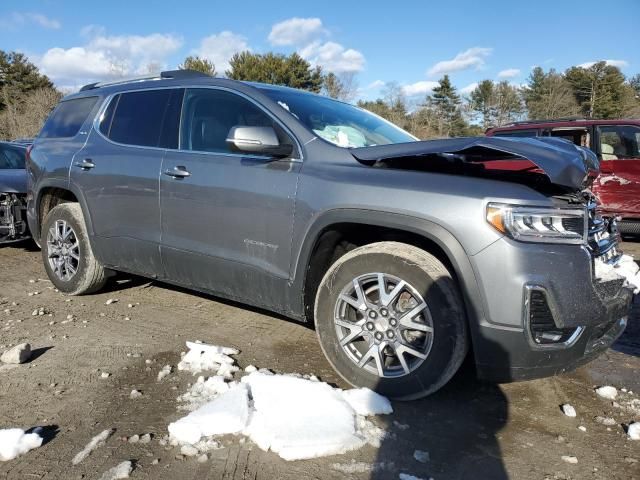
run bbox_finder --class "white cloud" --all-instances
[299,41,365,73]
[427,47,492,77]
[37,29,183,86]
[0,12,61,29]
[577,59,629,69]
[460,82,478,95]
[402,80,439,97]
[497,68,520,79]
[366,80,385,90]
[268,17,325,46]
[194,31,250,72]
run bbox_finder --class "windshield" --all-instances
[0,144,25,169]
[259,87,417,148]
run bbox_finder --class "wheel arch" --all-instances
[293,209,488,339]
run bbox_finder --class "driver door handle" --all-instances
[74,159,95,170]
[164,166,191,178]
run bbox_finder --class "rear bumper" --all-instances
[467,237,633,382]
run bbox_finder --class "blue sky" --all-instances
[1,0,638,101]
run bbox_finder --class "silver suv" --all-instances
[26,70,632,399]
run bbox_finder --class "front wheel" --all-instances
[314,241,468,400]
[41,203,107,295]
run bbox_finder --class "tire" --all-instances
[41,203,107,295]
[314,241,468,400]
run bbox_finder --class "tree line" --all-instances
[1,48,638,141]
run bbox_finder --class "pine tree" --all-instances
[469,80,495,129]
[522,67,579,120]
[226,52,323,93]
[565,62,627,118]
[425,75,468,137]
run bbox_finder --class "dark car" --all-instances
[0,141,29,243]
[26,71,632,399]
[486,119,640,233]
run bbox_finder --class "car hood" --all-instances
[0,169,27,193]
[351,136,599,191]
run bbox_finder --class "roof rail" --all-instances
[502,117,587,127]
[79,69,210,92]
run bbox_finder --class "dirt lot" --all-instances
[1,241,639,480]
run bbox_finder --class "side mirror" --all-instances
[226,126,293,158]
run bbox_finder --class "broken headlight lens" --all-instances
[486,203,586,244]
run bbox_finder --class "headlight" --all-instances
[486,203,586,244]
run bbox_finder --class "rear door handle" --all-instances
[74,159,95,170]
[164,166,191,178]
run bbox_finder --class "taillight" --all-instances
[26,144,33,164]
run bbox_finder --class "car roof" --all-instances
[64,70,322,102]
[488,118,640,133]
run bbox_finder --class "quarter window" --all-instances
[39,97,98,138]
[180,88,294,156]
[599,125,640,160]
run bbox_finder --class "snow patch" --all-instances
[561,404,577,417]
[177,341,239,377]
[595,386,618,400]
[168,344,393,461]
[0,428,43,461]
[72,429,113,465]
[243,372,375,460]
[341,388,393,416]
[169,383,250,444]
[97,460,132,480]
[629,422,640,440]
[561,455,578,464]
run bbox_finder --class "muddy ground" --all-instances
[0,241,639,480]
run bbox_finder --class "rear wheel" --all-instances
[314,241,468,400]
[41,203,107,295]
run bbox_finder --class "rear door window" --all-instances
[39,97,98,138]
[598,125,640,160]
[105,89,173,147]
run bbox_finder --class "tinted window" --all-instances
[108,90,172,147]
[0,144,25,169]
[180,88,294,155]
[599,125,640,160]
[40,97,98,138]
[493,129,539,138]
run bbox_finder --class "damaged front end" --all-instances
[352,136,599,193]
[0,192,29,243]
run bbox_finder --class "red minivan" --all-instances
[487,119,640,233]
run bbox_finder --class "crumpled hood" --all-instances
[351,136,599,191]
[0,169,27,193]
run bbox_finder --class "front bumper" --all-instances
[0,192,30,243]
[468,237,633,382]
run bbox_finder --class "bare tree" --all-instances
[0,86,61,140]
[322,72,359,102]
